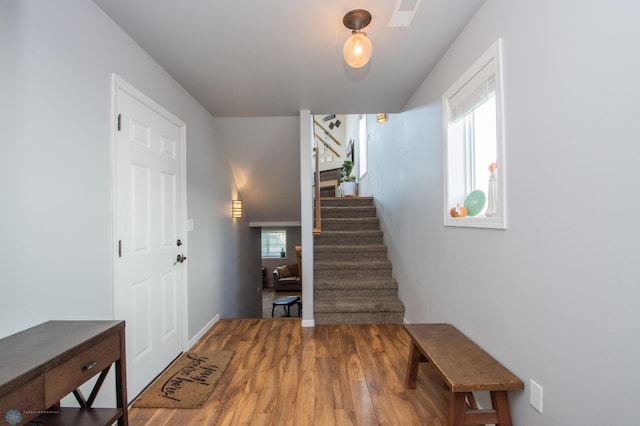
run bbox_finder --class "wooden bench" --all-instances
[404,323,523,426]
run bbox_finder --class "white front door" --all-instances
[112,75,187,400]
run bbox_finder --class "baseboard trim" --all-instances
[301,319,315,328]
[403,317,410,324]
[188,313,220,349]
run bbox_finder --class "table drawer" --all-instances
[44,332,120,407]
[0,375,44,425]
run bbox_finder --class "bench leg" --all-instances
[405,341,421,389]
[448,392,466,426]
[491,391,513,426]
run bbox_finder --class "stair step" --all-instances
[314,245,388,261]
[314,261,392,280]
[320,206,377,218]
[315,278,399,298]
[315,311,405,325]
[314,297,404,325]
[321,217,380,231]
[320,197,374,207]
[314,297,406,324]
[315,288,400,298]
[314,278,398,290]
[320,188,336,198]
[314,260,391,271]
[315,296,405,312]
[314,230,383,245]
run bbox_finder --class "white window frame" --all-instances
[442,39,506,229]
[261,229,287,258]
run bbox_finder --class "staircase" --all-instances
[313,197,405,324]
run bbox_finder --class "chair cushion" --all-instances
[276,265,292,278]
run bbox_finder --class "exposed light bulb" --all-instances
[343,31,372,68]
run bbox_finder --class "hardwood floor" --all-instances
[129,319,449,425]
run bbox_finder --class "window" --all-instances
[358,114,368,178]
[443,39,506,229]
[261,230,287,258]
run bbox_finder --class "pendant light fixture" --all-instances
[343,9,373,68]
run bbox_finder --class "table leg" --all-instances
[116,328,129,425]
[405,341,421,389]
[491,391,513,426]
[271,304,275,317]
[448,392,466,426]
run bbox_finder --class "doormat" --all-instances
[133,350,234,409]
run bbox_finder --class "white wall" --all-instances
[0,0,260,341]
[314,114,347,172]
[366,1,640,425]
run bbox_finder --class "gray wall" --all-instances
[214,116,301,223]
[0,0,260,340]
[361,0,640,424]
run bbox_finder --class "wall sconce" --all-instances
[232,200,243,218]
[376,113,388,123]
[343,9,373,68]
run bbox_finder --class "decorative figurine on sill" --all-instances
[450,203,468,217]
[485,162,498,217]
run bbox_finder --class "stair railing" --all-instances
[313,147,321,235]
[313,119,342,146]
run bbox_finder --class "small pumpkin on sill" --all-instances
[450,204,468,218]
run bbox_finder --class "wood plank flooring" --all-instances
[129,319,449,425]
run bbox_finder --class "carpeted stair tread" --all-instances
[314,245,387,260]
[314,297,405,313]
[321,217,380,231]
[317,229,382,234]
[320,197,374,207]
[320,206,376,212]
[314,231,383,246]
[314,260,392,270]
[314,244,387,252]
[321,217,379,223]
[313,312,404,325]
[314,278,398,290]
[315,230,383,238]
[320,206,377,218]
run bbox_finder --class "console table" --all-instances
[0,320,128,426]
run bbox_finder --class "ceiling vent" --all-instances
[389,0,422,28]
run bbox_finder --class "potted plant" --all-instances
[340,160,357,197]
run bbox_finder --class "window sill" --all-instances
[444,214,506,229]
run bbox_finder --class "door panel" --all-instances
[113,76,186,400]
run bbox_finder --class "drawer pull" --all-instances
[82,361,97,372]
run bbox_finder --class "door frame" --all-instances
[110,73,189,353]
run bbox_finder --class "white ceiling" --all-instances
[92,0,485,117]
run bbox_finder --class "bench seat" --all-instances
[404,323,523,426]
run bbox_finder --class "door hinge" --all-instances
[118,240,122,257]
[117,113,122,131]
